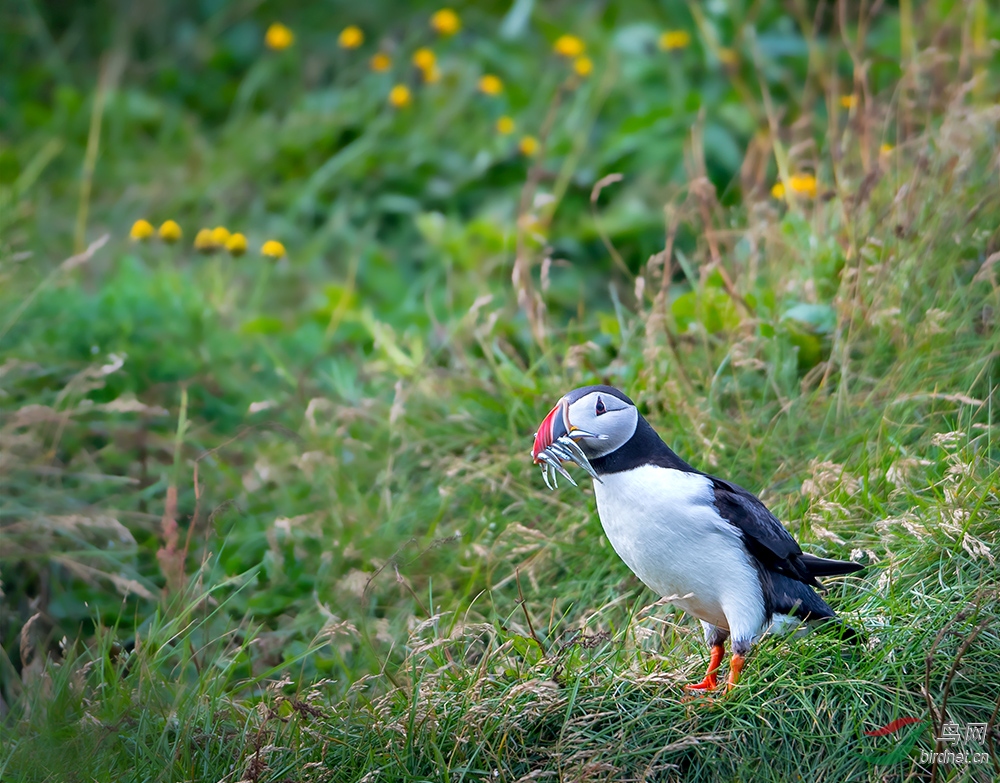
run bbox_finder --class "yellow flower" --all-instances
[261,240,286,259]
[129,219,154,241]
[264,23,294,51]
[388,84,411,107]
[338,26,364,49]
[158,220,182,243]
[478,74,503,95]
[370,52,391,72]
[430,8,461,36]
[789,173,818,198]
[553,34,585,58]
[211,226,231,247]
[226,233,248,257]
[659,30,692,50]
[573,56,593,77]
[880,142,894,155]
[518,135,539,156]
[496,115,515,135]
[412,48,436,71]
[840,94,856,109]
[772,174,818,200]
[194,228,216,252]
[422,65,441,84]
[718,47,738,65]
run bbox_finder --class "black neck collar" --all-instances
[586,416,698,475]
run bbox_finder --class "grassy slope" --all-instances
[2,4,1000,783]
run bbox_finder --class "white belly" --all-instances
[593,465,766,642]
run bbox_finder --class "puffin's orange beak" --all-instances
[532,398,569,463]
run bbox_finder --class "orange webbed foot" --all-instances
[724,653,745,692]
[684,643,724,692]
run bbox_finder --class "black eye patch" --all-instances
[595,396,607,415]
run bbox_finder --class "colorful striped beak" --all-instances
[532,398,569,463]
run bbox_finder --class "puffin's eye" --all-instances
[595,397,607,416]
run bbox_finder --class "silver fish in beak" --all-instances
[530,398,603,489]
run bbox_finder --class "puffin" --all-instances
[531,384,862,691]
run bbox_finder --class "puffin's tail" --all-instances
[768,570,866,644]
[799,554,864,578]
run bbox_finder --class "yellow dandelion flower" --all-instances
[226,233,248,257]
[659,30,692,50]
[496,115,515,135]
[412,48,436,71]
[771,175,818,200]
[573,56,593,76]
[553,34,585,58]
[158,220,182,243]
[261,240,286,259]
[129,219,154,241]
[718,47,738,65]
[370,52,391,72]
[840,94,856,109]
[789,173,818,198]
[430,8,461,36]
[880,142,894,155]
[211,226,231,247]
[265,23,294,51]
[422,64,441,83]
[388,84,412,107]
[519,135,539,157]
[339,26,363,49]
[478,74,503,95]
[194,228,216,252]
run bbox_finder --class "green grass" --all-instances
[2,1,1000,781]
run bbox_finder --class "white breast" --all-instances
[593,465,766,642]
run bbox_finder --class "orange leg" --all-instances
[724,653,745,691]
[685,644,725,691]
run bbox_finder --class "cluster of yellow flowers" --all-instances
[551,34,593,79]
[194,226,248,256]
[130,220,285,258]
[261,13,704,166]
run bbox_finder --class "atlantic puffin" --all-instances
[531,384,862,690]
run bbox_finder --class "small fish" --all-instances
[532,433,601,490]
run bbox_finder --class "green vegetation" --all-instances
[2,1,998,780]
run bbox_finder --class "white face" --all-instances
[565,390,638,459]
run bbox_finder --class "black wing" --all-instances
[709,476,826,588]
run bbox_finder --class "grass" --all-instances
[2,1,999,781]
